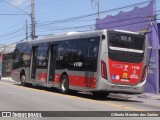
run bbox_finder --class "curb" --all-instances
[1,77,15,82]
[109,93,160,100]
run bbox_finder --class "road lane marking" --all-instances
[0,81,145,111]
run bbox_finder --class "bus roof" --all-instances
[16,29,141,45]
[30,29,107,45]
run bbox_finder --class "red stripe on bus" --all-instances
[54,74,61,83]
[38,72,47,81]
[54,74,96,88]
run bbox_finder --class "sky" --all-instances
[0,0,159,46]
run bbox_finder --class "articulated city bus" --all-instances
[11,29,148,97]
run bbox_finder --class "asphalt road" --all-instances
[0,78,160,120]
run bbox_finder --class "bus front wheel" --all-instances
[20,73,26,86]
[60,75,69,94]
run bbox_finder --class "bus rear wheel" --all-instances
[20,74,26,86]
[60,75,69,94]
[92,92,109,99]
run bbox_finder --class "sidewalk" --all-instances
[136,93,160,100]
[1,77,13,81]
[110,93,160,101]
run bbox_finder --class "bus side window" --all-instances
[56,41,73,69]
[56,42,64,69]
[32,47,38,67]
[13,49,18,60]
[19,47,27,66]
[36,44,48,68]
[86,37,100,72]
[63,41,73,68]
[12,48,20,69]
[73,39,88,71]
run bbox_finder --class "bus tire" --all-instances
[60,75,69,94]
[20,73,26,86]
[92,92,109,99]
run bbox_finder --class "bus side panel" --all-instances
[53,70,97,91]
[25,67,31,83]
[11,67,30,82]
[34,68,48,85]
[95,31,109,91]
[72,71,96,88]
[52,35,101,91]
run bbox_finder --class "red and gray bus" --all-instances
[11,29,148,97]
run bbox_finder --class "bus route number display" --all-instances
[120,35,132,42]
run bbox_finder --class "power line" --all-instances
[3,0,30,15]
[37,20,148,33]
[37,15,160,35]
[37,18,158,36]
[37,10,160,28]
[0,13,28,15]
[1,0,36,40]
[0,0,158,44]
[36,11,160,32]
[38,0,160,32]
[35,0,160,36]
[0,28,25,38]
[36,0,61,5]
[0,34,26,42]
[3,12,156,45]
[2,0,154,41]
[36,0,152,27]
[0,35,31,50]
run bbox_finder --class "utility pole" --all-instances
[91,0,100,19]
[26,20,28,41]
[31,0,36,40]
[97,0,100,19]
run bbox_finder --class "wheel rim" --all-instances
[61,78,67,91]
[21,75,25,85]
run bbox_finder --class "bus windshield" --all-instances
[108,31,146,63]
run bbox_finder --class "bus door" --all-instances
[31,46,38,80]
[47,45,57,84]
